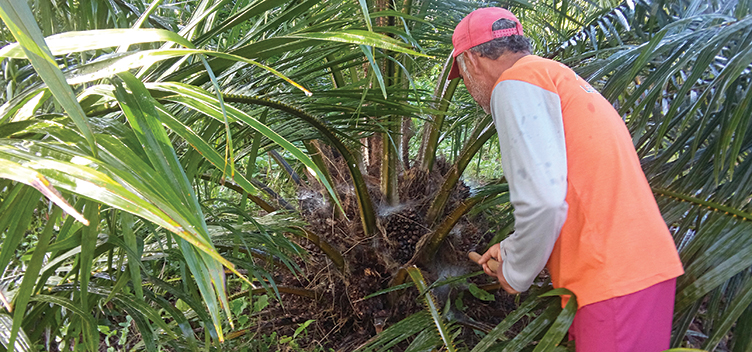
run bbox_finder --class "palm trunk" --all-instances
[418,53,459,171]
[374,0,401,206]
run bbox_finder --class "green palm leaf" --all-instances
[113,71,232,338]
[0,28,193,57]
[0,312,32,352]
[407,266,457,352]
[0,0,97,154]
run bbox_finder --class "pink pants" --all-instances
[568,278,677,352]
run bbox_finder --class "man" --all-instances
[451,7,685,352]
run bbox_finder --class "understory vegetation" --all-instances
[0,0,750,351]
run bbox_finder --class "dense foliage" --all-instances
[0,0,750,351]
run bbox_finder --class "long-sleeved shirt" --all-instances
[491,79,569,292]
[489,55,684,308]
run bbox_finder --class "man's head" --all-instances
[450,8,532,112]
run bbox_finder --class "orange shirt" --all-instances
[495,56,684,308]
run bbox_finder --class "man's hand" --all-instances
[478,244,520,294]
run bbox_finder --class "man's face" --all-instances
[458,52,493,114]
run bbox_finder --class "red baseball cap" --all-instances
[448,7,524,80]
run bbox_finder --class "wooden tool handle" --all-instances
[468,251,499,273]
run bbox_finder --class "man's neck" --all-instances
[488,52,530,80]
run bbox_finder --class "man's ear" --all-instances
[463,50,482,74]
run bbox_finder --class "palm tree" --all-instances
[0,0,750,351]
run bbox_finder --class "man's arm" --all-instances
[487,79,569,293]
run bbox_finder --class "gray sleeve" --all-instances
[489,80,569,293]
